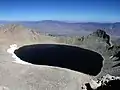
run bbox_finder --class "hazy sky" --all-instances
[0,0,120,22]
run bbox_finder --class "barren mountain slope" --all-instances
[0,24,95,90]
[0,24,120,90]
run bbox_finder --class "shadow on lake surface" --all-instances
[14,44,103,76]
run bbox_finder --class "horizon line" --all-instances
[0,20,120,23]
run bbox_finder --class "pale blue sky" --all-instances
[0,0,120,22]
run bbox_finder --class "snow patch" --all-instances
[7,44,32,65]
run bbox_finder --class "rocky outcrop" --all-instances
[88,29,111,46]
[73,29,112,57]
[83,74,120,90]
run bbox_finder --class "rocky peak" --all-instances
[92,29,107,37]
[89,29,111,46]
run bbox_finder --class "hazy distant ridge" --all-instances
[0,20,120,36]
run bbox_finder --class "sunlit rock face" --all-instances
[13,44,104,76]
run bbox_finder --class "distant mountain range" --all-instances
[0,20,120,36]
